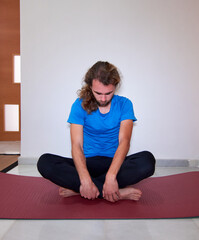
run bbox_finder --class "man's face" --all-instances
[91,79,116,107]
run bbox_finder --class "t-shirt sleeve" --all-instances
[67,98,85,125]
[120,98,137,122]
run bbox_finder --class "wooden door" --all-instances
[0,0,20,141]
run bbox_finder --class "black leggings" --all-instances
[37,151,155,198]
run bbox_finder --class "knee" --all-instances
[37,153,52,177]
[139,151,156,176]
[142,151,156,164]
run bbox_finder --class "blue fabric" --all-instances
[67,95,137,158]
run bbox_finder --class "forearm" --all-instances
[102,140,130,202]
[72,145,99,199]
[106,139,130,180]
[70,124,99,199]
[71,145,92,184]
[106,120,133,180]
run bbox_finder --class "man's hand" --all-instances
[80,180,100,200]
[102,176,121,202]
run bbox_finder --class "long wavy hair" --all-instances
[78,61,121,114]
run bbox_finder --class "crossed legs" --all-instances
[37,151,155,202]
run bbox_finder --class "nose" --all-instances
[101,95,106,101]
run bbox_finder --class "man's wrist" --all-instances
[105,172,117,181]
[80,176,92,185]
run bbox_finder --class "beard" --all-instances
[95,95,114,107]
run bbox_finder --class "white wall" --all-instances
[20,0,199,163]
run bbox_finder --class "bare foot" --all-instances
[119,187,142,201]
[59,187,79,198]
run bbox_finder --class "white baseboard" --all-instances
[18,156,38,165]
[18,156,199,168]
[188,159,199,168]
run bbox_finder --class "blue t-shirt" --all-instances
[67,95,137,158]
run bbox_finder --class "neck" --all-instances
[98,103,111,114]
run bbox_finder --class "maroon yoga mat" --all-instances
[0,172,199,219]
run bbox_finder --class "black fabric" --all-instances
[37,151,155,198]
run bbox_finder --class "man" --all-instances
[37,61,155,203]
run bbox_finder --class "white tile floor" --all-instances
[0,164,199,240]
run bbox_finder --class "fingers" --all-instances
[112,192,120,202]
[81,192,97,200]
[96,190,100,198]
[80,184,99,200]
[103,191,121,203]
